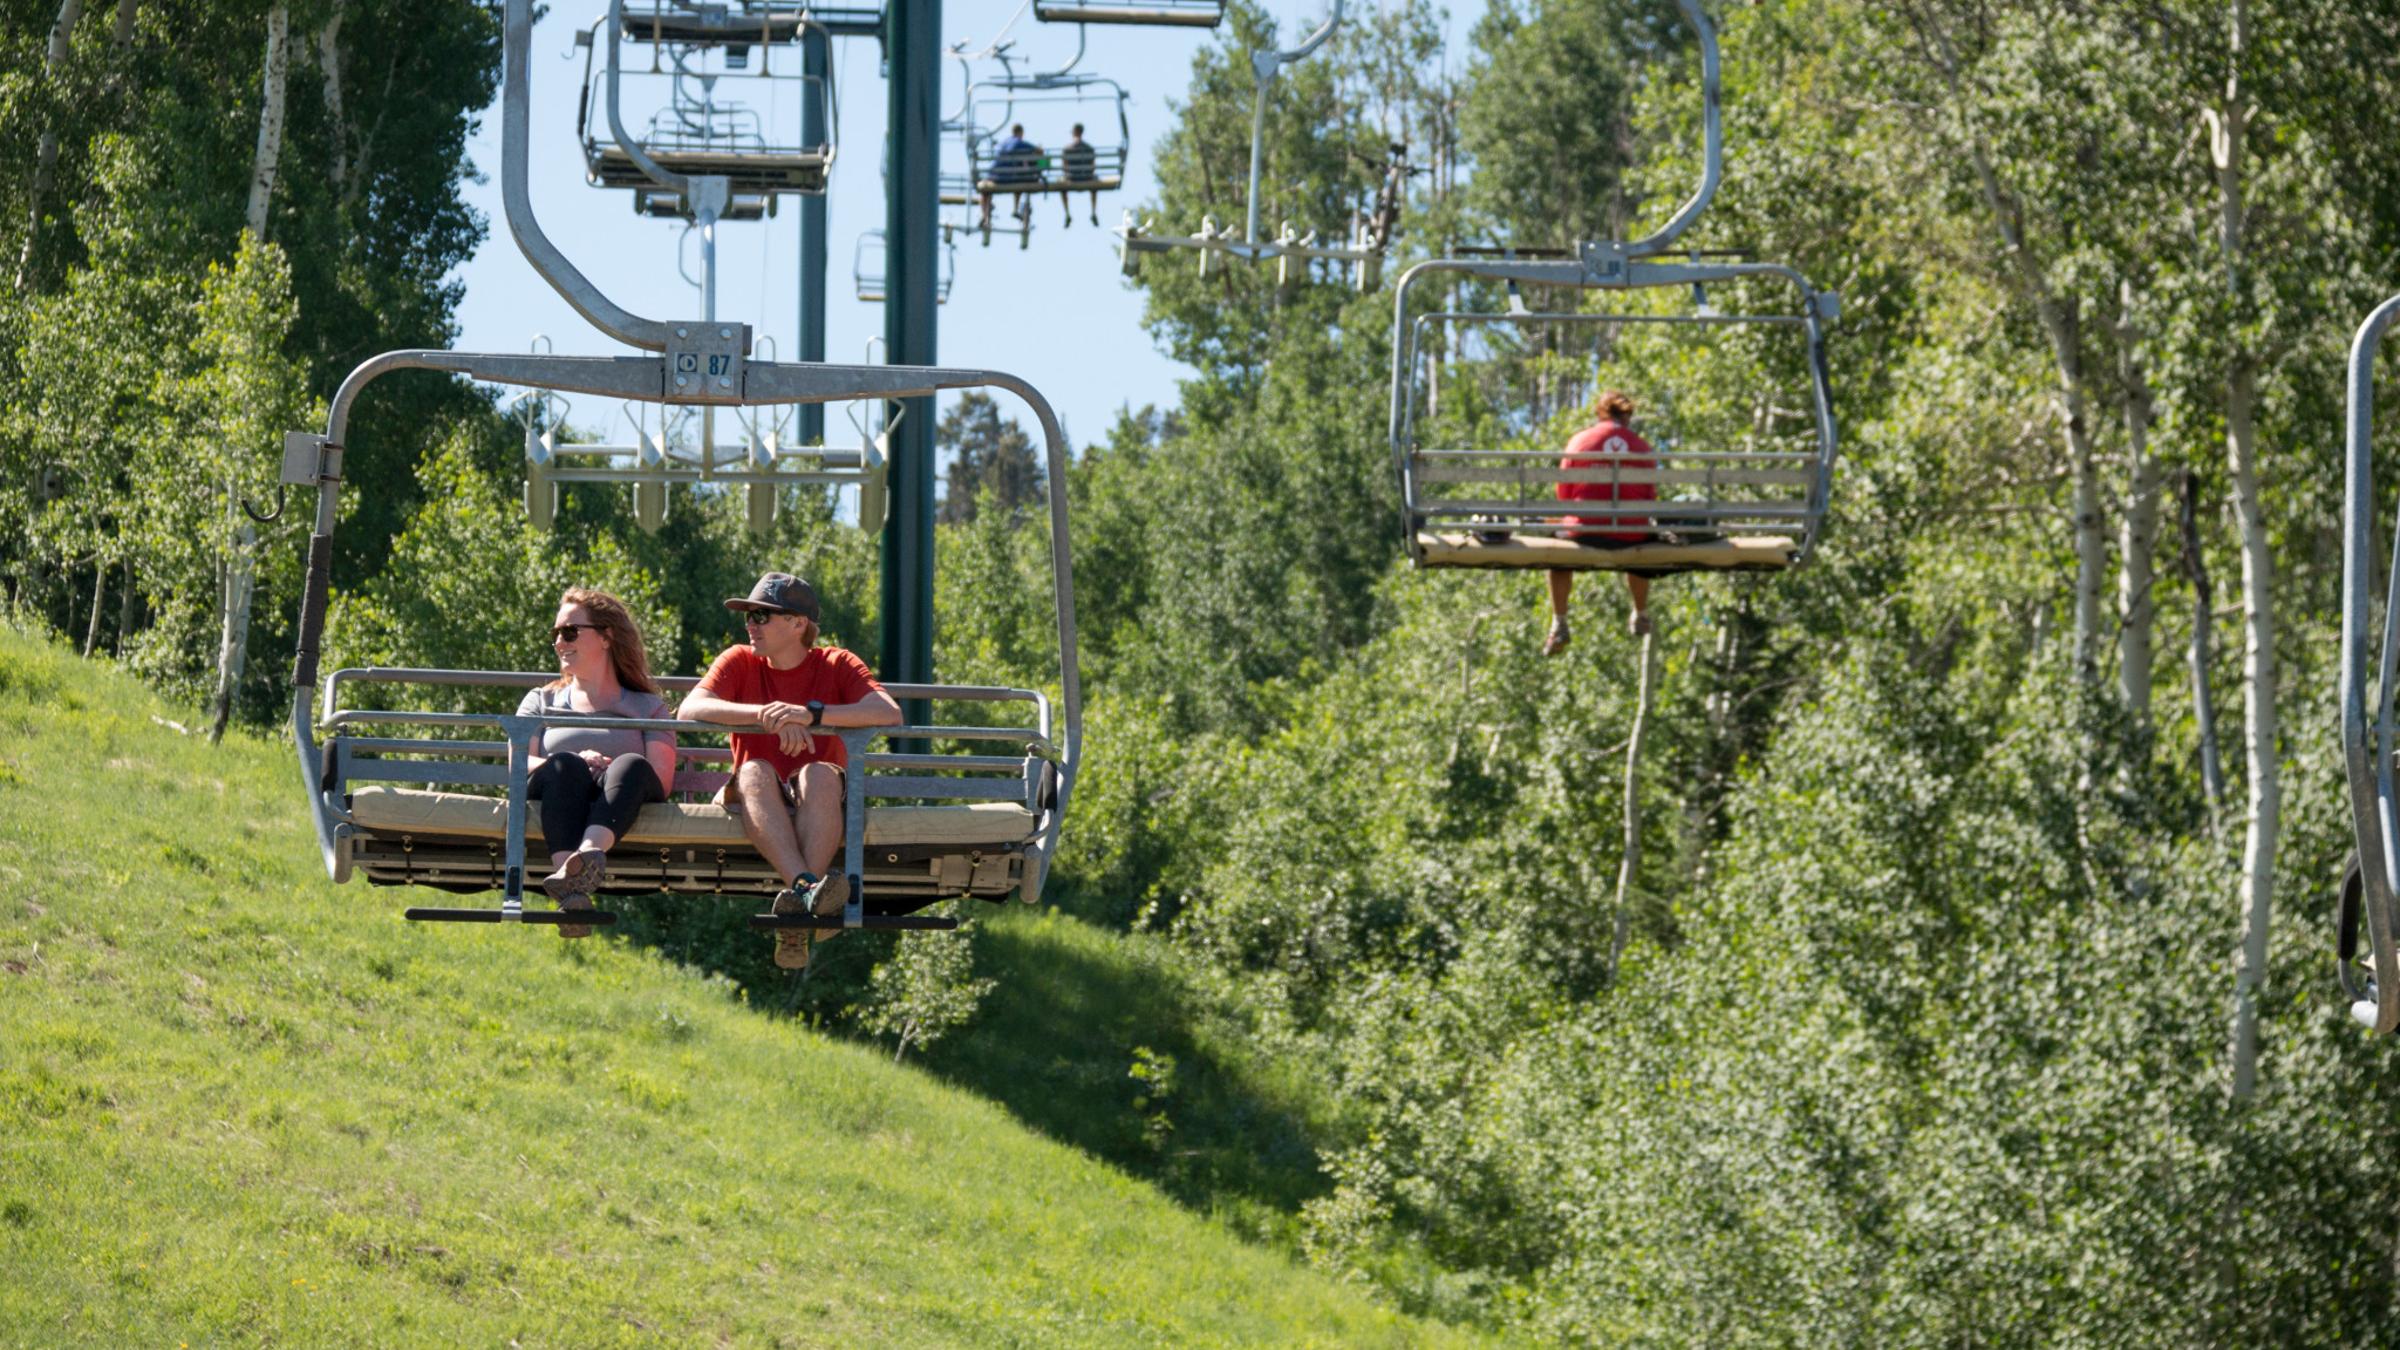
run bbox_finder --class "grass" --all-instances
[0,626,1480,1346]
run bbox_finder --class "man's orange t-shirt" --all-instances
[694,643,884,777]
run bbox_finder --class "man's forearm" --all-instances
[678,693,759,725]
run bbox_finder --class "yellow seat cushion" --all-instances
[346,786,1038,849]
[1415,530,1798,572]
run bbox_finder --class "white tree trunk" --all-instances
[2117,289,2162,719]
[210,514,257,742]
[317,1,346,193]
[111,0,135,44]
[213,3,287,742]
[246,1,290,240]
[1956,121,2108,685]
[2214,0,2277,1099]
[2225,359,2277,1098]
[15,0,86,290]
[1610,628,1660,981]
[2180,470,2227,827]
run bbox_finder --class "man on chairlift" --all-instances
[977,123,1044,237]
[680,573,902,970]
[1059,123,1100,228]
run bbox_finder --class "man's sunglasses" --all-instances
[551,623,597,643]
[741,612,790,628]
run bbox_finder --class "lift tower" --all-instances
[883,0,941,708]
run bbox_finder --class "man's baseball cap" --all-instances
[724,572,821,621]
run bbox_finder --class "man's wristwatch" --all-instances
[805,700,826,727]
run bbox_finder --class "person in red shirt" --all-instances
[679,572,902,968]
[1545,389,1658,656]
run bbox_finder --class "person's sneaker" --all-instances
[542,847,606,902]
[1629,610,1654,638]
[806,871,852,957]
[771,878,815,971]
[1542,622,1571,657]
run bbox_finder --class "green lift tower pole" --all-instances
[797,23,829,445]
[881,0,939,708]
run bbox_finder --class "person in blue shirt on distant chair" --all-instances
[978,124,1043,237]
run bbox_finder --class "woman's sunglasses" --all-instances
[551,623,597,643]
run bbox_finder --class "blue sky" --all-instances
[446,1,1482,453]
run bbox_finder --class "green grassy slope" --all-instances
[0,628,1470,1346]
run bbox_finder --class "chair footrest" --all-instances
[404,907,619,926]
[747,912,959,932]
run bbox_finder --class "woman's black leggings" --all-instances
[527,754,666,855]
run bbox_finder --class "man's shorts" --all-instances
[716,761,843,817]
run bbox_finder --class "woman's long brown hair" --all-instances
[548,587,660,695]
[1595,389,1637,422]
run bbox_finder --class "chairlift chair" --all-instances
[1113,0,1390,291]
[1033,0,1222,27]
[576,1,838,210]
[1387,0,1840,575]
[937,43,1132,247]
[282,0,1083,937]
[856,228,957,304]
[2336,292,2400,1031]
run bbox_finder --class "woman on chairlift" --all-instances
[520,588,678,935]
[1543,389,1658,656]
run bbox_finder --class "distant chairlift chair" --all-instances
[559,0,868,534]
[2336,291,2400,1032]
[280,0,1082,937]
[577,0,838,215]
[1386,0,1840,576]
[937,43,1131,249]
[1113,0,1389,290]
[856,228,957,305]
[1032,0,1223,27]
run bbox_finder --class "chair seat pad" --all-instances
[347,786,1038,849]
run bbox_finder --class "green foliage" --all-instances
[0,625,1471,1346]
[857,902,996,1062]
[327,429,680,703]
[936,391,1042,526]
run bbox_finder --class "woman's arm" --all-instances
[642,733,678,796]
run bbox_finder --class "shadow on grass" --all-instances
[919,912,1332,1229]
[606,897,1332,1235]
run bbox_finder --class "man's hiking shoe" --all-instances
[771,880,812,970]
[806,871,851,958]
[770,872,852,972]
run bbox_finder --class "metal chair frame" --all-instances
[1033,0,1222,28]
[937,39,1133,247]
[1384,0,1841,572]
[2337,293,2400,1030]
[278,0,1083,930]
[575,1,838,209]
[317,670,1062,926]
[1389,289,1839,568]
[856,228,957,305]
[1113,0,1386,288]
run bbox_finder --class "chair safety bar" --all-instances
[2338,292,2400,1032]
[314,686,1060,928]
